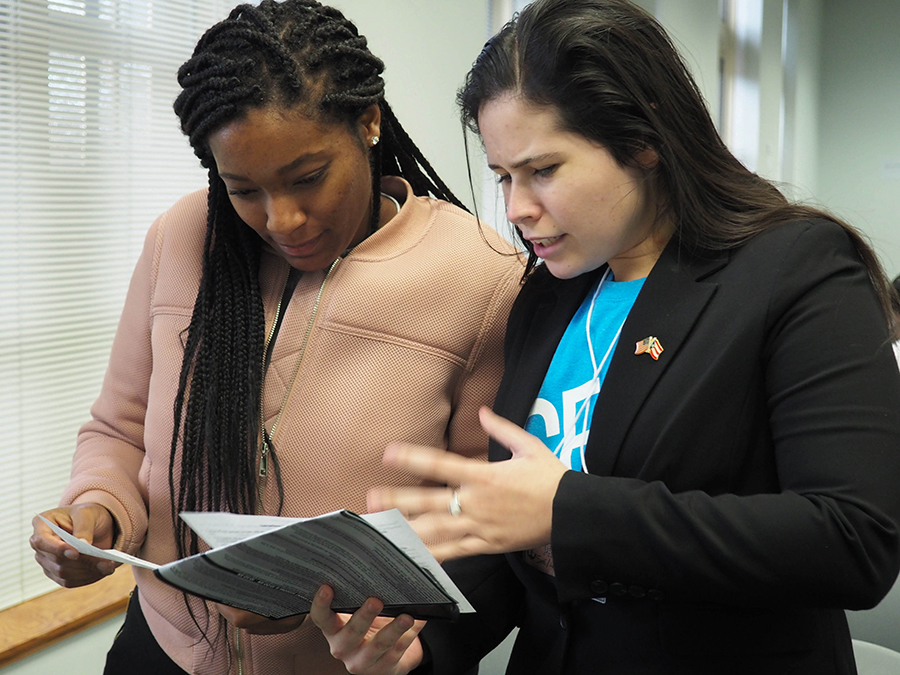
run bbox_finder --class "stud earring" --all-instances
[370,136,380,147]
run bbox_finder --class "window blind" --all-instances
[0,0,232,611]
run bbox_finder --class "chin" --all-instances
[544,261,590,280]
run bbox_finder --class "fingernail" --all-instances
[63,549,78,560]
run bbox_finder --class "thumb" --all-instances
[69,509,97,545]
[478,406,543,458]
[70,504,113,546]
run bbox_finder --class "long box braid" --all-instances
[169,0,468,565]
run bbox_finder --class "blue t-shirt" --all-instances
[525,274,644,471]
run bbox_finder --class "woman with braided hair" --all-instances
[29,1,522,673]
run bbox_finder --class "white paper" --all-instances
[361,510,474,613]
[38,515,159,570]
[179,509,473,613]
[39,509,473,616]
[179,512,306,549]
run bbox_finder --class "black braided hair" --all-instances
[169,0,469,565]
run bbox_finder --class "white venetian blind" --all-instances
[0,0,232,611]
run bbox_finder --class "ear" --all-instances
[635,147,659,169]
[358,103,382,148]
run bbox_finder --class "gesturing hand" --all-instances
[309,585,425,675]
[368,407,568,561]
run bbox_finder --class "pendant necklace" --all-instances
[257,257,339,510]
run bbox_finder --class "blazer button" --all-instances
[647,588,664,601]
[559,615,568,630]
[628,585,647,599]
[590,580,608,596]
[609,582,627,597]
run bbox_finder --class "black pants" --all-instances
[104,588,187,675]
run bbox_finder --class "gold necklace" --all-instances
[257,257,340,509]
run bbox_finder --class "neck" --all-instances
[608,223,674,281]
[378,191,401,227]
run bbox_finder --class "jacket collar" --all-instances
[493,236,727,472]
[490,266,600,461]
[586,238,727,475]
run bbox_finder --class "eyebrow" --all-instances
[218,152,328,181]
[488,152,559,172]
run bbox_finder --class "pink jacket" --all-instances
[61,177,522,674]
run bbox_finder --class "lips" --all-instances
[526,234,564,258]
[278,233,322,258]
[529,235,562,247]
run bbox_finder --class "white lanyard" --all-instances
[552,267,626,473]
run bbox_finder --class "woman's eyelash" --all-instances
[296,169,325,185]
[494,165,558,185]
[225,168,325,196]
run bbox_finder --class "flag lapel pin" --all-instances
[635,336,664,361]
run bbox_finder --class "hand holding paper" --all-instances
[38,514,158,570]
[30,504,121,588]
[35,508,473,622]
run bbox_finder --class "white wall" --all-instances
[330,0,490,211]
[782,0,823,201]
[655,0,900,285]
[653,0,722,120]
[817,0,900,278]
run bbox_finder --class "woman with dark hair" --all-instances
[310,0,900,673]
[29,1,521,673]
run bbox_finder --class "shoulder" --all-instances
[728,220,872,308]
[383,176,518,259]
[502,265,601,353]
[381,177,524,291]
[677,219,868,295]
[144,189,208,308]
[425,198,521,264]
[157,188,208,227]
[731,218,859,269]
[149,189,209,259]
[700,218,886,338]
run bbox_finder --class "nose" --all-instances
[266,194,306,234]
[504,180,540,225]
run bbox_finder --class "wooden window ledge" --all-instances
[0,565,133,668]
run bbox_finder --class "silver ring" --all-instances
[449,489,462,517]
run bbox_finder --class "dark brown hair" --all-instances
[459,0,897,327]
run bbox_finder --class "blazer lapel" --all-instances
[491,269,603,461]
[585,239,728,476]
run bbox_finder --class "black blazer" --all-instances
[421,220,900,675]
